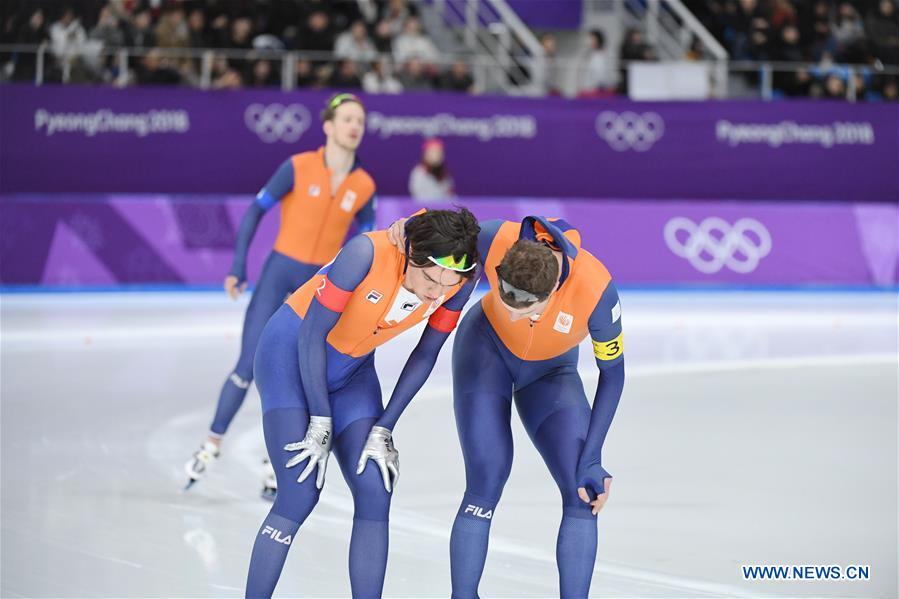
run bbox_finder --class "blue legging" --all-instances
[247,305,392,598]
[450,303,597,599]
[210,251,321,436]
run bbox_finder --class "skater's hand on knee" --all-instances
[224,275,247,300]
[386,218,408,248]
[356,426,400,493]
[576,461,612,515]
[284,416,332,489]
[578,477,611,515]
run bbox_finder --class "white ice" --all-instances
[1,290,896,598]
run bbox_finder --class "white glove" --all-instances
[284,416,332,489]
[356,426,400,493]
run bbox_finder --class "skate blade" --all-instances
[184,478,199,491]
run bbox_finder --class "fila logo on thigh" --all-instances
[464,504,493,520]
[262,525,293,545]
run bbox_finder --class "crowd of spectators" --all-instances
[685,0,899,99]
[526,0,899,101]
[2,0,896,101]
[0,0,476,94]
[571,0,898,101]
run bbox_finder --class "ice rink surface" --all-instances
[2,289,897,598]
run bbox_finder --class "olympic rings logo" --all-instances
[595,111,664,152]
[664,217,772,274]
[244,103,312,143]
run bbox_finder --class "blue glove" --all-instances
[576,457,612,500]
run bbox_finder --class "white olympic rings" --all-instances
[595,111,664,152]
[664,216,772,274]
[245,103,312,143]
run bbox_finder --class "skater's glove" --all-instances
[284,416,332,489]
[356,426,400,493]
[576,457,612,515]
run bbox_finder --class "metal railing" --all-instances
[0,43,493,91]
[622,0,729,96]
[2,44,896,102]
[430,0,544,93]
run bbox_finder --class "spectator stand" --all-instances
[1,0,897,101]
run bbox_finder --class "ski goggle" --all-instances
[428,254,476,273]
[497,277,546,305]
[403,234,475,274]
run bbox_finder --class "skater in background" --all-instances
[185,93,377,496]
